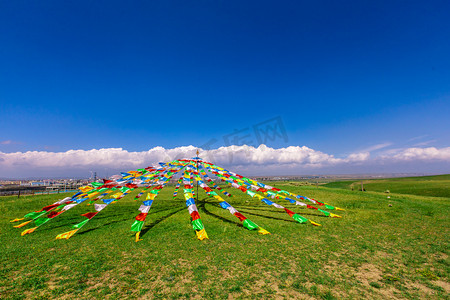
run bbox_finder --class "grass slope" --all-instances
[322,174,450,198]
[1,185,449,299]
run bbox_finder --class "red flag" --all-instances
[103,183,117,188]
[306,205,318,210]
[81,212,98,219]
[47,211,63,218]
[190,211,200,221]
[41,204,60,212]
[314,200,324,206]
[284,208,295,217]
[234,212,247,221]
[135,213,148,221]
[239,186,247,192]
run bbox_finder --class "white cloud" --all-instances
[407,135,429,142]
[201,144,346,167]
[412,140,436,147]
[380,147,450,161]
[346,152,370,162]
[0,140,18,145]
[0,145,449,178]
[359,142,392,153]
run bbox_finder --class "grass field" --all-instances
[1,183,449,299]
[322,174,450,198]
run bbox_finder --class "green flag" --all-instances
[34,217,51,227]
[192,219,204,230]
[91,182,103,188]
[247,190,256,197]
[120,186,131,193]
[317,209,330,217]
[72,218,90,229]
[131,220,144,232]
[24,211,47,220]
[243,219,258,230]
[292,214,308,224]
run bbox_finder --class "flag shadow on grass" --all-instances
[230,208,310,223]
[139,207,185,238]
[77,217,132,235]
[229,206,326,223]
[197,201,242,227]
[36,216,89,231]
[233,205,329,218]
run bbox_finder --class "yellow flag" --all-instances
[79,186,93,192]
[135,232,142,242]
[21,227,37,236]
[55,229,79,240]
[329,213,342,218]
[335,207,345,211]
[14,220,32,228]
[254,194,264,200]
[309,220,322,226]
[112,192,123,199]
[88,192,99,198]
[257,227,271,235]
[196,229,209,240]
[10,218,24,223]
[146,193,157,200]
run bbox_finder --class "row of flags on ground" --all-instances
[11,157,344,241]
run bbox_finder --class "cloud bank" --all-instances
[0,145,449,178]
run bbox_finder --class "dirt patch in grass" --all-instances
[355,263,401,299]
[356,263,382,285]
[376,286,400,299]
[432,280,450,294]
[406,281,435,296]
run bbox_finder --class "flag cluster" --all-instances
[11,157,344,241]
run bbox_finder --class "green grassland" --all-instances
[1,184,449,299]
[322,174,450,198]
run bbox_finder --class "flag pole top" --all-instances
[192,149,201,161]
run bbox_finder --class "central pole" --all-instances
[196,149,199,202]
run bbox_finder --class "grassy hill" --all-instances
[322,174,450,198]
[1,184,449,299]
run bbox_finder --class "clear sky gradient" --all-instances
[1,1,449,177]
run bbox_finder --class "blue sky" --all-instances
[1,1,449,177]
